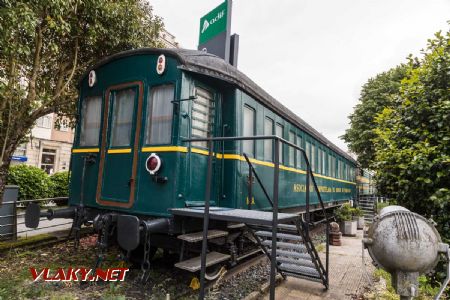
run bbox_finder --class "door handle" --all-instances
[128,178,134,187]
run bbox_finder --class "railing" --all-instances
[0,197,71,241]
[182,135,330,300]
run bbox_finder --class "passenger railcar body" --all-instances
[70,48,356,216]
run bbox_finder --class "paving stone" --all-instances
[264,230,374,300]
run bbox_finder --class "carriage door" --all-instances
[96,82,143,208]
[189,86,221,205]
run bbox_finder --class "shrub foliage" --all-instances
[7,164,53,200]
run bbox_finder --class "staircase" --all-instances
[250,222,328,287]
[358,196,377,223]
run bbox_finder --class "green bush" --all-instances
[7,165,53,200]
[50,171,70,197]
[352,207,364,217]
[335,203,353,221]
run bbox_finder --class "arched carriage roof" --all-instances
[81,48,356,164]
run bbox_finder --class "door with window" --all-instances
[188,86,220,204]
[96,82,143,207]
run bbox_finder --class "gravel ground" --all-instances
[0,226,327,300]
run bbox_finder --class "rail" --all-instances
[0,197,71,241]
[182,135,330,300]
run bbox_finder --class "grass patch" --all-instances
[0,233,55,251]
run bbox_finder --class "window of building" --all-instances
[110,88,135,147]
[41,148,56,174]
[296,135,303,168]
[79,96,102,146]
[192,87,215,148]
[243,105,255,157]
[36,115,52,129]
[275,123,283,163]
[264,117,274,161]
[145,85,174,145]
[288,131,295,166]
[13,143,27,157]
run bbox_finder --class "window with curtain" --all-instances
[275,123,283,163]
[243,105,255,157]
[80,96,102,146]
[289,131,295,166]
[322,150,327,175]
[318,148,322,174]
[145,85,174,145]
[305,141,311,169]
[264,117,274,161]
[192,87,215,148]
[110,89,135,147]
[296,135,303,168]
[328,154,333,177]
[311,144,316,172]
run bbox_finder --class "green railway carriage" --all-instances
[70,48,356,216]
[26,48,357,276]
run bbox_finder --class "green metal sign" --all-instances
[198,0,228,45]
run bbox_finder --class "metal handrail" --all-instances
[182,135,330,300]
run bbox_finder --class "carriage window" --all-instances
[264,117,274,161]
[275,123,283,163]
[110,89,135,147]
[305,141,311,169]
[243,105,255,157]
[289,131,295,166]
[318,148,322,174]
[311,144,316,172]
[79,96,102,146]
[328,154,333,177]
[296,135,302,168]
[322,150,327,175]
[145,85,174,145]
[192,87,215,148]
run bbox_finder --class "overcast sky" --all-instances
[150,0,450,152]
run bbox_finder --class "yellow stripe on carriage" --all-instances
[107,148,132,154]
[72,148,100,153]
[141,146,188,153]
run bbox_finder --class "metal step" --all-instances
[227,222,245,229]
[282,271,323,282]
[255,231,302,241]
[276,224,298,232]
[177,230,228,243]
[174,251,230,272]
[261,240,306,252]
[279,263,320,278]
[276,256,315,268]
[276,249,312,260]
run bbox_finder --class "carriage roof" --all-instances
[81,48,356,164]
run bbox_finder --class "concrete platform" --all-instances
[265,230,374,300]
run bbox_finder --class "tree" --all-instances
[0,0,164,200]
[373,30,450,243]
[342,65,407,168]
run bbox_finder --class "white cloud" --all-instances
[151,0,450,152]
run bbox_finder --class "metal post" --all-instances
[247,155,253,210]
[270,138,280,300]
[305,163,310,234]
[199,139,214,300]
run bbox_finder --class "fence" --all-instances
[0,195,72,241]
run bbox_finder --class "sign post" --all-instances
[198,0,233,63]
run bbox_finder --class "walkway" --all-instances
[265,229,374,300]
